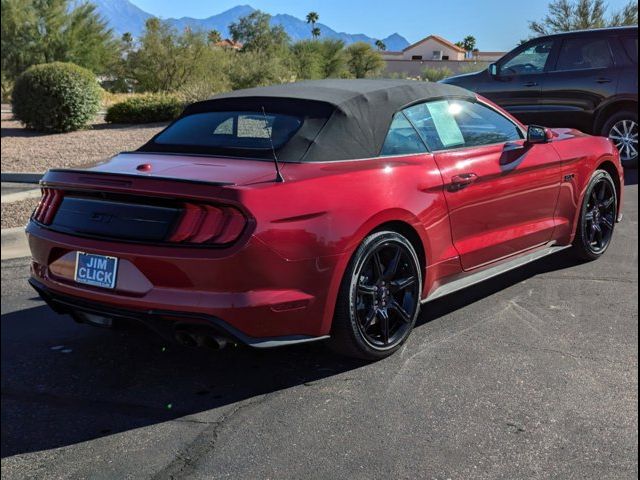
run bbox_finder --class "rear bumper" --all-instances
[29,278,328,348]
[27,221,346,341]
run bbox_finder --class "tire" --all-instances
[601,110,638,168]
[572,169,618,261]
[330,231,423,360]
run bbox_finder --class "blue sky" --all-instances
[130,0,633,51]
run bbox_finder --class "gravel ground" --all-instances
[1,197,39,229]
[1,113,166,173]
[1,113,166,229]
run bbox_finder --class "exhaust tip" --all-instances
[175,330,197,347]
[175,329,229,350]
[195,334,228,350]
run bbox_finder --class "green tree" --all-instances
[1,0,118,83]
[229,10,290,54]
[530,0,638,35]
[317,39,348,77]
[306,11,319,25]
[126,18,212,92]
[462,35,476,52]
[306,11,320,39]
[121,32,133,45]
[291,40,324,79]
[345,42,384,78]
[375,39,386,51]
[207,29,222,45]
[290,39,348,79]
[456,36,477,54]
[229,50,293,89]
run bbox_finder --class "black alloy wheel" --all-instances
[331,231,422,360]
[573,170,617,261]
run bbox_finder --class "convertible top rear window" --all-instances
[139,80,475,162]
[154,111,303,150]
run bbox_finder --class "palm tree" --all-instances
[375,39,386,51]
[306,11,320,39]
[461,35,476,53]
[207,29,222,45]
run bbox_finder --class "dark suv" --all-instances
[442,26,638,165]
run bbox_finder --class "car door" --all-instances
[403,99,563,271]
[540,35,620,133]
[477,38,557,125]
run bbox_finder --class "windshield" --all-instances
[153,111,303,150]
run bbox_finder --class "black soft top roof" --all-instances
[148,79,475,162]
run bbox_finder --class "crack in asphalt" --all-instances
[499,340,638,369]
[151,393,271,480]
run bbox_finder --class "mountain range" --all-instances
[88,0,410,51]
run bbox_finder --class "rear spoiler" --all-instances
[44,168,234,187]
[40,169,241,204]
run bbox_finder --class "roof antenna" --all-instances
[261,106,284,183]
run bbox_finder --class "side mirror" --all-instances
[489,63,498,76]
[526,125,552,144]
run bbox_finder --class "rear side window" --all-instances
[380,112,428,156]
[555,38,613,71]
[501,40,554,75]
[154,111,303,150]
[403,100,522,151]
[621,36,638,63]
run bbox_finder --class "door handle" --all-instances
[450,173,478,190]
[596,77,612,83]
[523,81,538,87]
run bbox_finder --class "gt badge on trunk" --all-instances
[74,252,118,289]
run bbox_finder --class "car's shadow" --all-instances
[0,251,582,458]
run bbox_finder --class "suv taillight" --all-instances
[32,188,64,225]
[168,203,246,245]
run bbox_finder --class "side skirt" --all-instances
[423,244,572,303]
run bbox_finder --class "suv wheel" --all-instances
[602,110,638,167]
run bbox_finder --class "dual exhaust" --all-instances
[174,329,230,350]
[72,311,231,351]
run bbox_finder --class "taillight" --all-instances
[32,188,63,225]
[168,202,247,245]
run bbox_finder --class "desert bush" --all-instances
[420,67,454,82]
[457,63,488,74]
[345,42,384,78]
[105,94,184,124]
[12,62,101,132]
[229,50,294,90]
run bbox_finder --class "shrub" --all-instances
[229,51,294,90]
[12,62,102,132]
[457,63,488,74]
[105,94,185,124]
[420,67,454,82]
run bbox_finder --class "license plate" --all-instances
[74,252,118,289]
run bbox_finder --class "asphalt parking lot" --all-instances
[1,172,637,480]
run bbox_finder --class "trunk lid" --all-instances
[87,152,280,186]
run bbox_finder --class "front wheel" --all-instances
[330,231,422,360]
[572,170,618,261]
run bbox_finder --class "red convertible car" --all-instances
[27,80,624,360]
